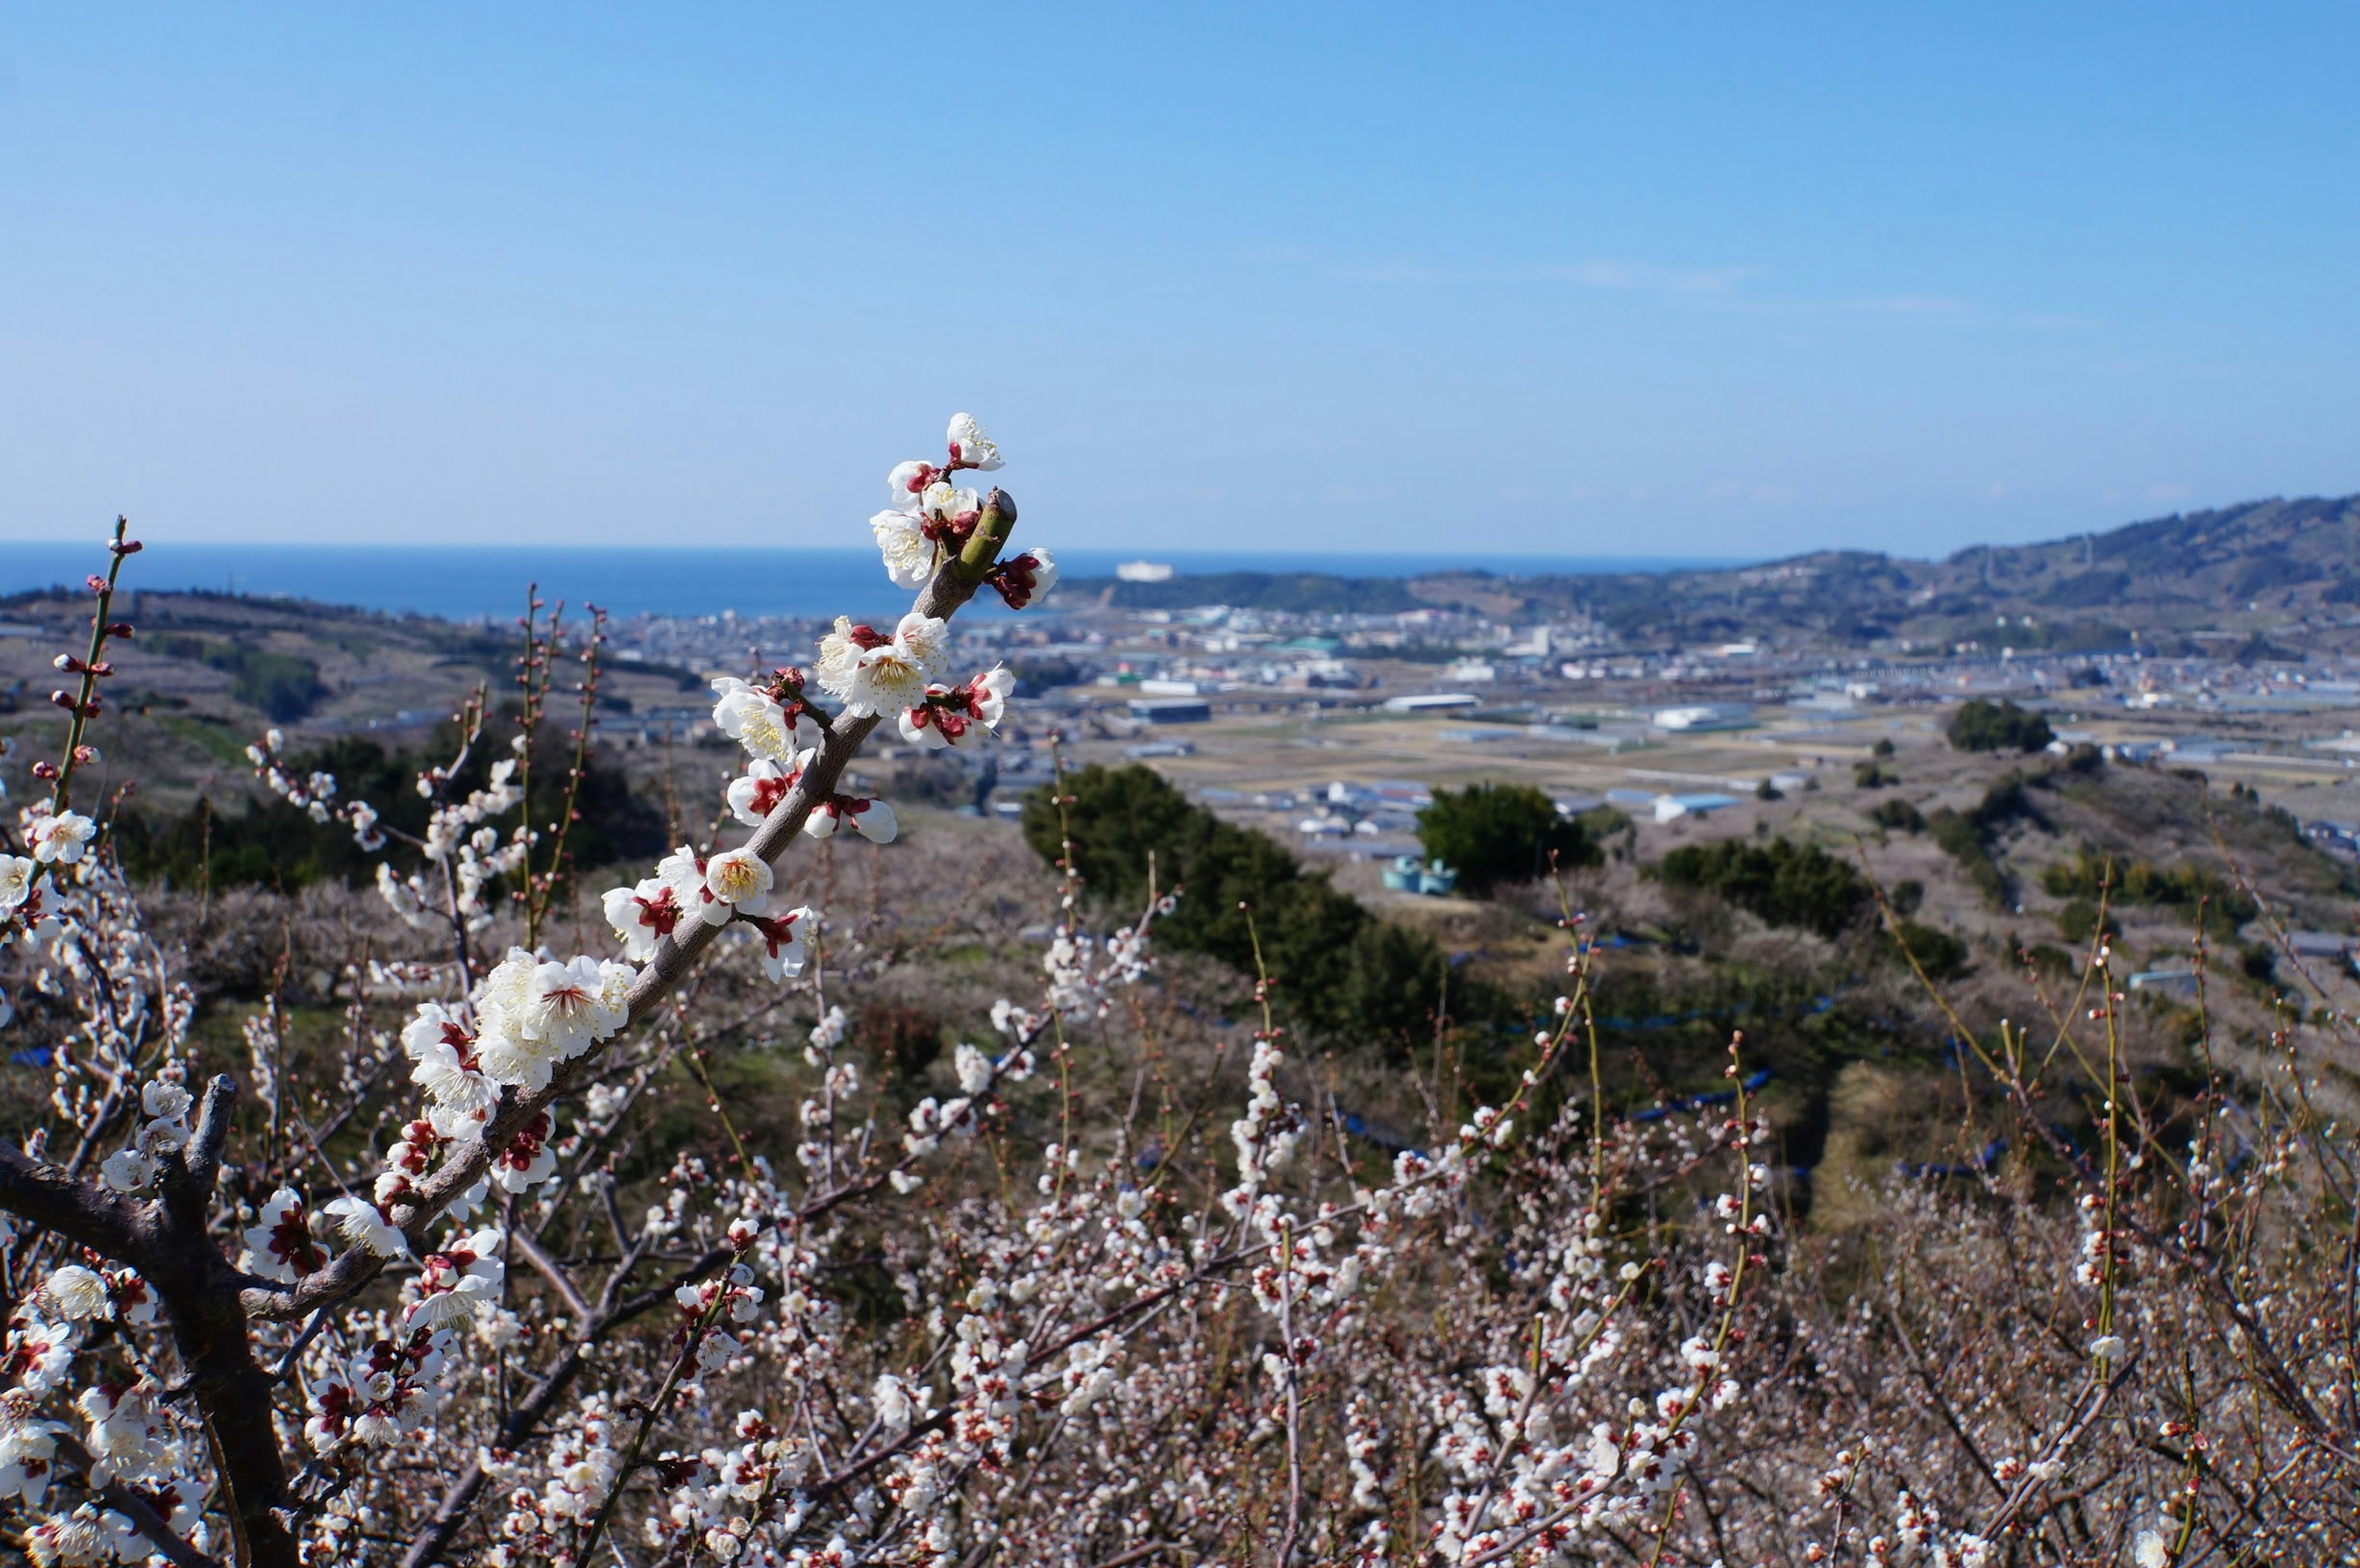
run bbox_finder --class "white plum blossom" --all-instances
[323,1196,410,1259]
[243,1188,327,1283]
[3,1319,74,1397]
[744,907,816,981]
[376,861,438,930]
[887,458,938,514]
[0,856,36,909]
[815,613,948,718]
[874,1373,916,1435]
[802,794,896,844]
[603,877,685,961]
[710,678,814,763]
[899,667,1016,750]
[97,1149,154,1194]
[527,956,624,1059]
[403,1004,498,1129]
[468,949,632,1092]
[472,951,553,1089]
[39,1267,108,1323]
[724,755,804,828]
[26,812,93,866]
[702,849,774,919]
[22,1501,136,1564]
[917,480,983,538]
[946,412,1002,471]
[74,1382,167,1487]
[657,846,773,930]
[304,1332,454,1452]
[408,1229,506,1328]
[0,1398,63,1505]
[871,509,937,590]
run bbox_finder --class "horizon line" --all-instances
[0,538,1755,563]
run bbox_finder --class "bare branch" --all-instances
[0,1142,147,1268]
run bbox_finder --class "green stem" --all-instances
[51,517,136,815]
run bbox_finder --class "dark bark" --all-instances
[143,1079,302,1568]
[0,1145,145,1264]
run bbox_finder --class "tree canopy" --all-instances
[1947,697,2055,753]
[1415,782,1596,895]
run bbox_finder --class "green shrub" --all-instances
[2054,899,2120,947]
[2039,850,2259,933]
[1948,698,2055,753]
[1869,798,1925,834]
[1415,783,1597,895]
[1654,836,1870,939]
[1888,920,1970,982]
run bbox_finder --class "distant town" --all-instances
[586,542,2360,882]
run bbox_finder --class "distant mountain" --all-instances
[1068,495,2360,655]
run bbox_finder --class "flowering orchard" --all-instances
[0,422,2354,1566]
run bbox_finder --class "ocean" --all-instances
[0,542,1739,624]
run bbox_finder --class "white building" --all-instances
[1651,704,1755,732]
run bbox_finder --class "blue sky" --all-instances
[3,4,2354,560]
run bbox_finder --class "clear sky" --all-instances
[4,4,2354,560]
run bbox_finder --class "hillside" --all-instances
[1072,493,2360,654]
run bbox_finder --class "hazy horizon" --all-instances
[6,6,2355,557]
[7,483,2337,574]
